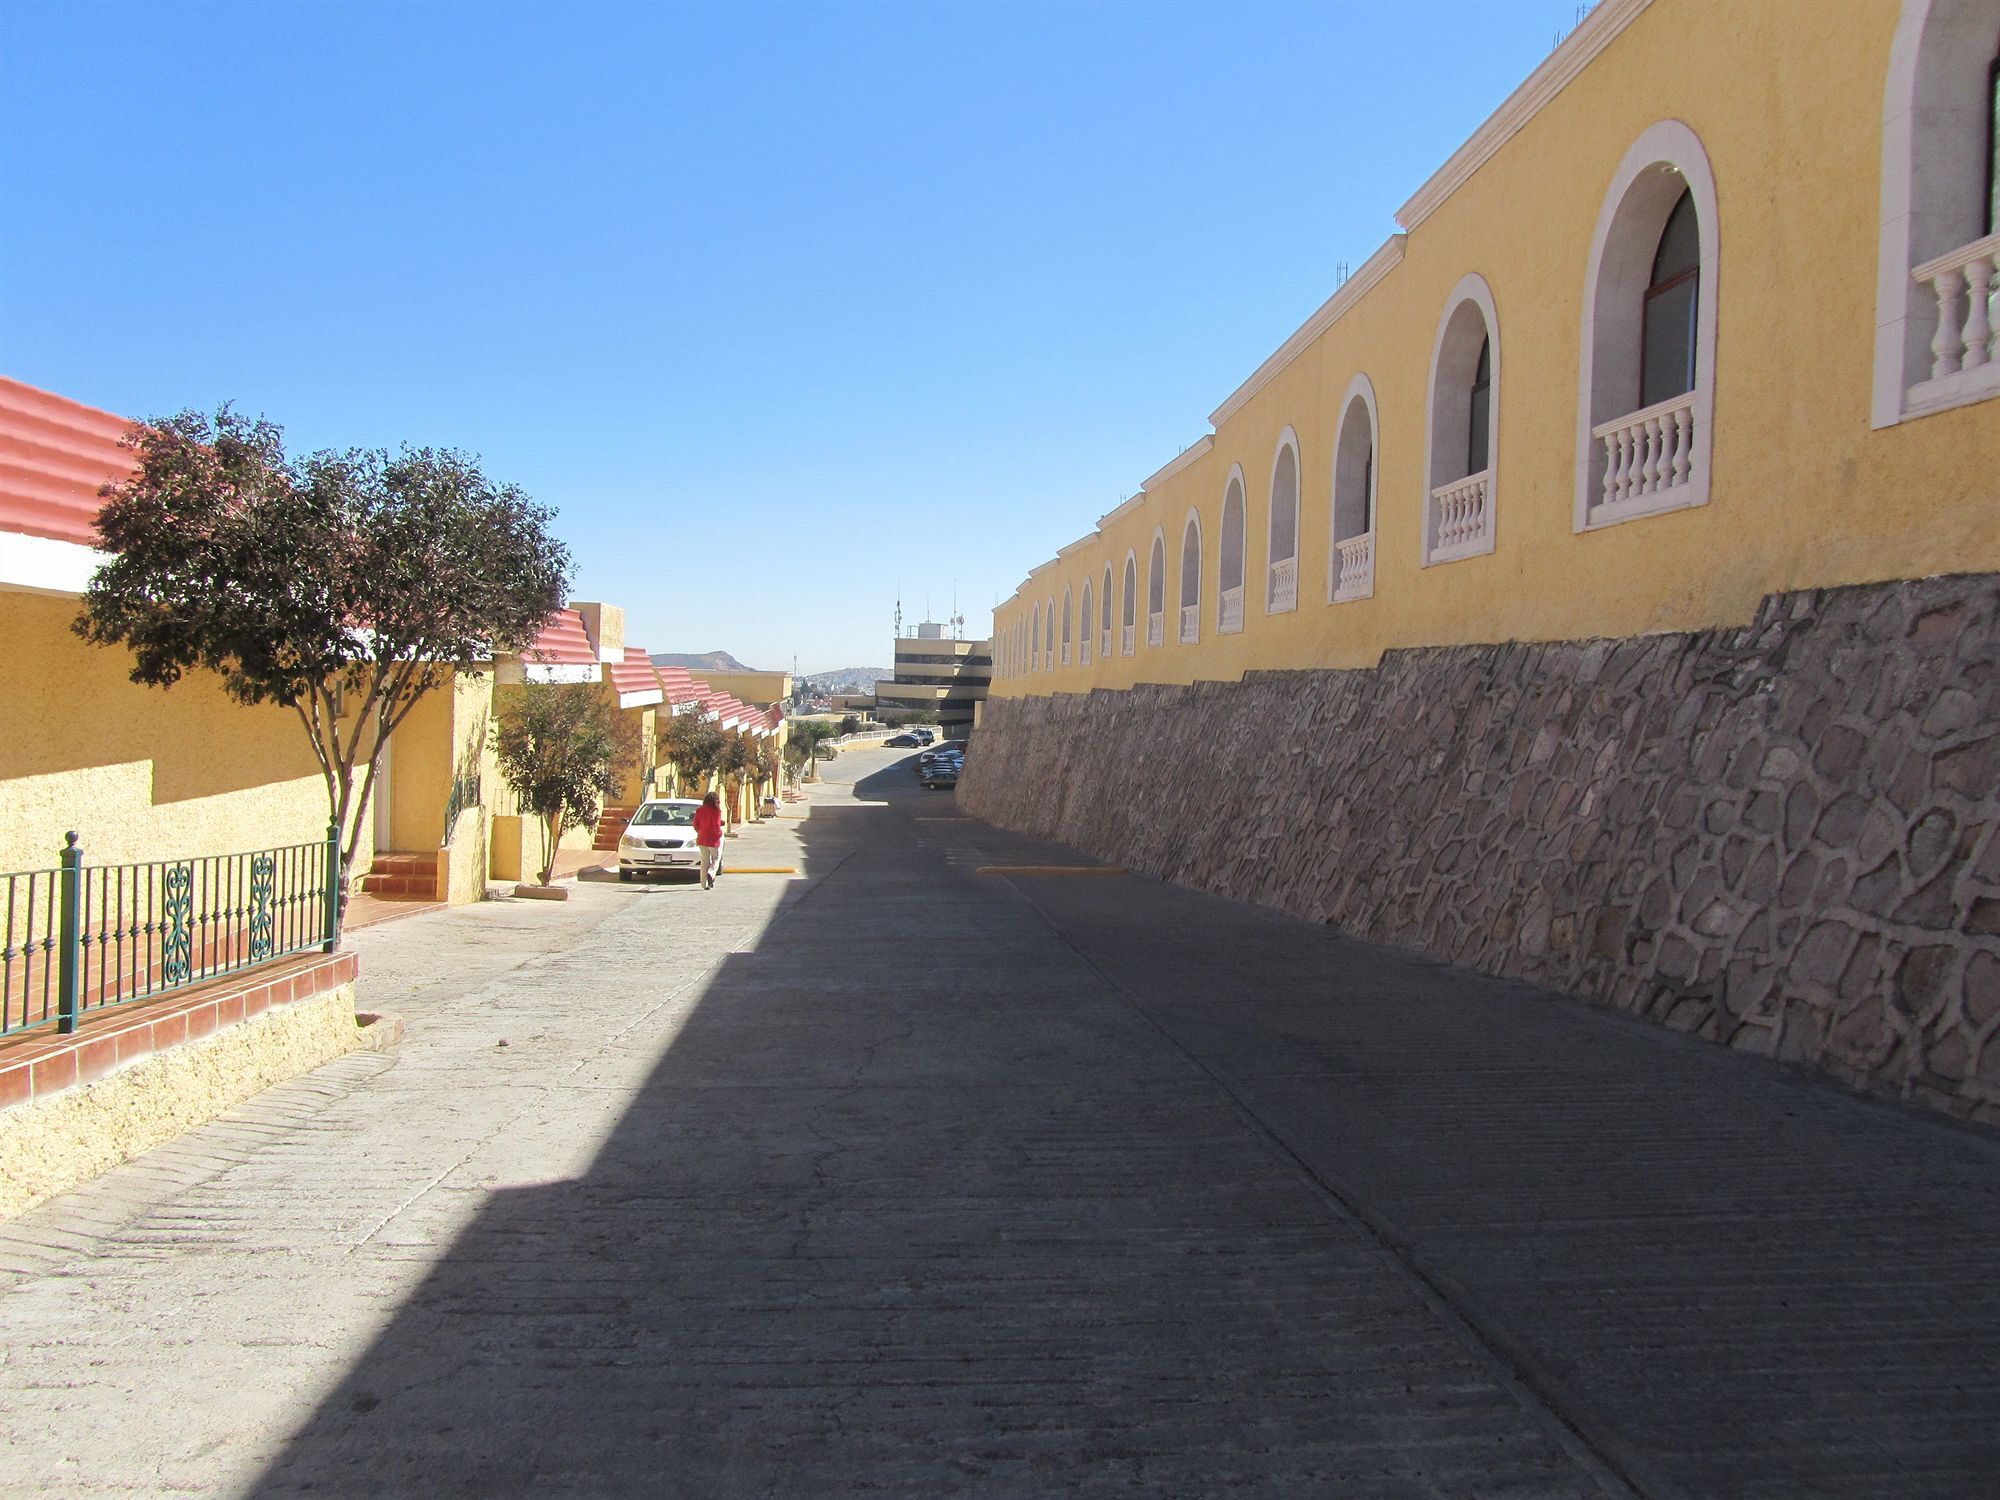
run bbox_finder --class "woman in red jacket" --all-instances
[693,791,724,889]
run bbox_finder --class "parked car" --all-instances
[920,758,960,789]
[885,733,923,748]
[617,799,721,882]
[912,728,936,744]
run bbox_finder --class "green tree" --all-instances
[75,406,570,920]
[660,708,725,795]
[717,729,757,827]
[789,720,838,778]
[493,684,640,886]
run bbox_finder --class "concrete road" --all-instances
[3,746,1997,1497]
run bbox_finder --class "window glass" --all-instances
[1642,278,1699,406]
[1642,189,1699,407]
[1650,189,1698,284]
[1988,57,1999,234]
[1362,443,1374,533]
[632,803,695,827]
[1467,336,1491,475]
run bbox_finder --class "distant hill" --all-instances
[652,651,759,674]
[800,667,891,695]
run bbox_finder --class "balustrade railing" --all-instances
[1099,628,1111,660]
[1179,604,1198,644]
[1268,556,1297,612]
[1591,390,1697,512]
[1079,637,1091,666]
[1,829,338,1038]
[1912,231,2000,390]
[1122,623,1135,656]
[1218,585,1244,634]
[1061,643,1071,667]
[1147,613,1164,648]
[1333,532,1375,602]
[1428,469,1492,562]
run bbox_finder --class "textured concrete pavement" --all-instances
[2,747,1997,1497]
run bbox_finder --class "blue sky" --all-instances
[5,0,1583,673]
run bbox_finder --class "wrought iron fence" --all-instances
[441,774,483,847]
[1,828,338,1038]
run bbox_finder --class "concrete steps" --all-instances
[359,851,439,900]
[593,806,636,852]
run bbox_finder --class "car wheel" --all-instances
[618,869,632,882]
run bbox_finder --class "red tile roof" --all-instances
[607,647,663,700]
[523,607,597,666]
[0,377,138,547]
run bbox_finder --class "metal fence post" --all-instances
[57,831,82,1034]
[322,821,341,953]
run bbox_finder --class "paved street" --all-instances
[3,745,1998,1498]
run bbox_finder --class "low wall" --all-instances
[961,574,2000,1124]
[0,953,364,1218]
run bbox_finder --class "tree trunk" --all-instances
[540,806,562,886]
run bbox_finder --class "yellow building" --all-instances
[991,0,1999,695]
[968,0,2000,1124]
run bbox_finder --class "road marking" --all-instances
[726,866,800,875]
[915,817,976,822]
[975,865,1127,877]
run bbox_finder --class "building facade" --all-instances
[967,0,2000,1125]
[876,625,993,736]
[990,0,1998,695]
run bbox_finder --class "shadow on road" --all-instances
[241,751,2000,1498]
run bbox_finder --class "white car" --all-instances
[616,799,721,882]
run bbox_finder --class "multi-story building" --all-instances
[875,623,992,737]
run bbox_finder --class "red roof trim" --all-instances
[0,376,139,547]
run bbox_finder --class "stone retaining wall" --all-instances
[960,574,2000,1124]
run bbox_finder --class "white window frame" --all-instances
[1330,372,1378,603]
[1874,0,2000,427]
[1573,119,1721,531]
[1266,427,1301,614]
[1421,272,1501,567]
[1122,550,1139,655]
[1217,465,1247,635]
[1178,508,1203,645]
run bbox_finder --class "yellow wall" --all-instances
[0,592,375,876]
[993,0,1998,697]
[702,670,791,706]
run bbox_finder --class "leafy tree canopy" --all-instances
[75,405,572,906]
[493,683,640,884]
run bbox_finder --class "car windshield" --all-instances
[630,803,696,827]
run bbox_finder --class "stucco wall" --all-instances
[962,573,2000,1125]
[0,592,370,876]
[993,0,1999,695]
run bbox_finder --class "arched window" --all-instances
[1267,432,1300,612]
[1045,599,1056,671]
[1178,511,1202,645]
[1874,0,2000,424]
[1146,532,1166,647]
[1079,580,1093,666]
[1099,564,1113,658]
[1217,469,1246,634]
[1061,587,1073,667]
[1122,552,1138,655]
[1575,122,1719,529]
[1330,373,1378,603]
[1031,604,1040,671]
[1423,273,1500,565]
